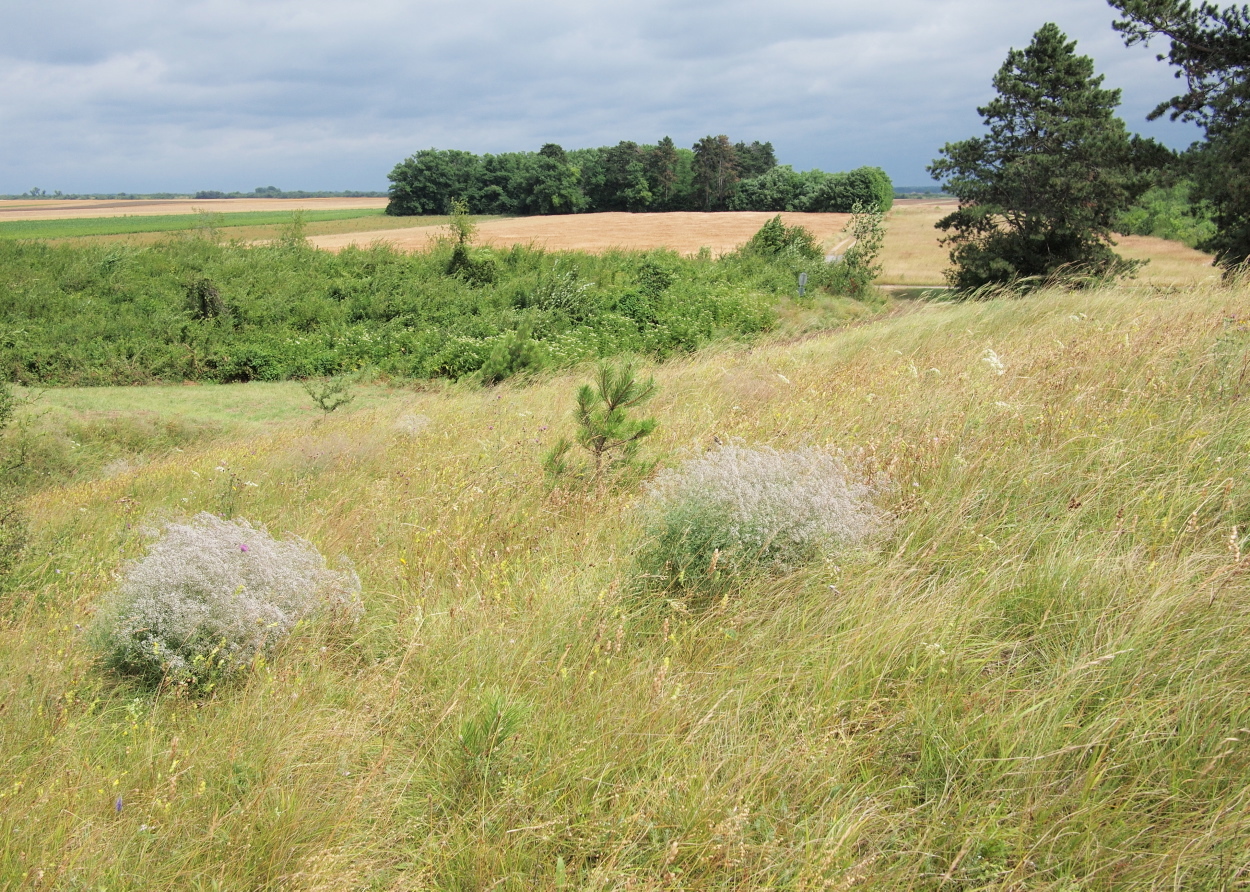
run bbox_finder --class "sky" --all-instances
[0,0,1204,194]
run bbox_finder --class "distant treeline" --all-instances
[386,137,893,217]
[192,186,387,200]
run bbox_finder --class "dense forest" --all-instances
[386,137,894,217]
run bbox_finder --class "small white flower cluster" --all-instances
[643,445,878,587]
[96,513,362,687]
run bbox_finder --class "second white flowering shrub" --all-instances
[638,445,877,597]
[94,513,362,690]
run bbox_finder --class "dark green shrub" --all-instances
[186,277,227,320]
[479,315,545,384]
[742,215,822,260]
[1116,181,1217,248]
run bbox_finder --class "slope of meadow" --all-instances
[2,283,1250,889]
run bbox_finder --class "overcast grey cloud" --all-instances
[0,0,1202,193]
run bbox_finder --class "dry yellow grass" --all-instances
[5,283,1250,888]
[308,211,855,256]
[878,199,960,285]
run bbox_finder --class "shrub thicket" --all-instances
[1116,180,1218,247]
[637,445,878,599]
[92,513,362,691]
[0,219,877,386]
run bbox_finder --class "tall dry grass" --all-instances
[2,282,1249,889]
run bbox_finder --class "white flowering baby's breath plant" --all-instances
[93,513,362,690]
[639,444,878,598]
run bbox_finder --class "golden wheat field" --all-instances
[302,200,1220,289]
[4,197,1221,287]
[307,211,858,257]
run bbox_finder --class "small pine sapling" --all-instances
[445,198,497,285]
[544,361,658,482]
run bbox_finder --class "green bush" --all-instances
[0,231,878,387]
[742,215,823,260]
[479,315,544,385]
[1116,181,1217,248]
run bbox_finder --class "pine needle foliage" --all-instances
[544,361,657,482]
[929,23,1141,291]
[301,375,356,415]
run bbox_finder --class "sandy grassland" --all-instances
[0,197,388,221]
[308,211,857,257]
[3,282,1250,888]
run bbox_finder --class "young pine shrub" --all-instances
[637,445,878,599]
[93,513,362,691]
[543,361,657,484]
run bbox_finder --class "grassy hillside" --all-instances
[2,283,1250,889]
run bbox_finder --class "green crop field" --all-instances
[0,208,388,241]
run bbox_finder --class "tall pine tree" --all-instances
[929,23,1139,290]
[1109,0,1250,271]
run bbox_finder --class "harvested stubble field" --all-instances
[308,210,857,257]
[876,198,1220,288]
[305,200,1220,290]
[11,198,1219,289]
